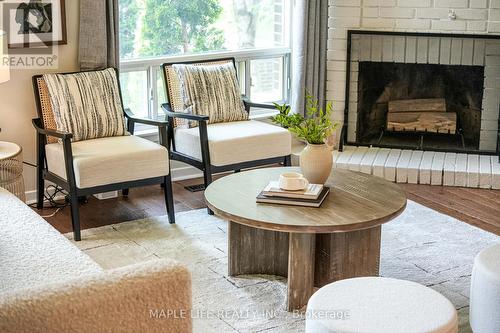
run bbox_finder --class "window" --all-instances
[118,0,291,125]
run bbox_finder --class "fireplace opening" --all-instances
[356,62,484,151]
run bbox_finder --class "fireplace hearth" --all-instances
[341,30,500,159]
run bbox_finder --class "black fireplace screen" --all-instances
[356,62,484,151]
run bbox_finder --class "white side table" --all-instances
[0,141,25,202]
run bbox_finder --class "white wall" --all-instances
[0,0,80,199]
[327,0,500,143]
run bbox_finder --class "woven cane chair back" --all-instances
[34,77,58,144]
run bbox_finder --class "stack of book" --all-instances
[256,181,330,208]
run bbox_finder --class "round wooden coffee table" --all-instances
[204,167,407,311]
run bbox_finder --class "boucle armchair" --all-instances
[0,187,192,333]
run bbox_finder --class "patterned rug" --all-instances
[68,201,499,333]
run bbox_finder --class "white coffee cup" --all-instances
[279,172,309,191]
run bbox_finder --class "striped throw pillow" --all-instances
[173,63,248,127]
[43,68,127,142]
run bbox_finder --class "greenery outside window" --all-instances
[118,0,292,127]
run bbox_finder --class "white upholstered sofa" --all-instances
[0,187,192,333]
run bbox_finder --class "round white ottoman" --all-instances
[305,277,458,333]
[470,243,500,333]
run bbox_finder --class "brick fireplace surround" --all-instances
[327,0,500,155]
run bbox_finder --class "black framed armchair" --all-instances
[32,68,175,241]
[161,58,292,196]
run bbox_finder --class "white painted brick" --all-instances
[330,17,361,28]
[327,50,347,61]
[359,36,372,61]
[467,155,480,188]
[362,18,395,29]
[484,76,500,89]
[364,0,396,6]
[443,152,457,186]
[327,60,347,71]
[467,21,487,31]
[480,130,499,143]
[362,7,379,18]
[348,146,369,172]
[407,151,423,184]
[396,150,413,183]
[454,153,468,187]
[486,41,500,55]
[330,6,361,18]
[398,0,431,7]
[450,38,462,65]
[405,36,417,63]
[379,7,415,18]
[469,0,487,8]
[481,120,499,131]
[416,8,448,19]
[473,40,485,66]
[359,147,380,175]
[333,0,361,6]
[384,149,402,182]
[490,9,500,21]
[440,38,452,64]
[491,156,500,189]
[484,65,500,78]
[416,37,428,63]
[492,0,500,9]
[461,39,474,65]
[382,37,394,62]
[488,22,500,33]
[479,139,497,151]
[486,55,500,66]
[428,37,440,64]
[479,155,492,189]
[372,148,391,178]
[396,19,431,30]
[435,0,468,8]
[431,20,467,31]
[394,36,406,62]
[335,146,356,169]
[431,152,445,185]
[455,9,488,20]
[419,151,435,185]
[371,36,383,61]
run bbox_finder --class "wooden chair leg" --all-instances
[69,192,81,241]
[203,167,214,215]
[163,175,175,224]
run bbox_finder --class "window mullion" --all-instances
[244,60,251,100]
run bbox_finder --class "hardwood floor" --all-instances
[35,174,500,237]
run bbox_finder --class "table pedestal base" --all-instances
[228,222,381,311]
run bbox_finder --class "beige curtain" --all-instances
[291,0,328,116]
[79,0,119,70]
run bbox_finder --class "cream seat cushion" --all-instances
[45,135,169,189]
[305,277,458,333]
[174,120,291,166]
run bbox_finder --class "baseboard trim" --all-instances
[24,165,203,204]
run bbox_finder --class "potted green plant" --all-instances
[270,103,304,129]
[274,92,338,184]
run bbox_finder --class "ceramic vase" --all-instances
[299,143,333,184]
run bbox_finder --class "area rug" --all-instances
[67,200,499,333]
